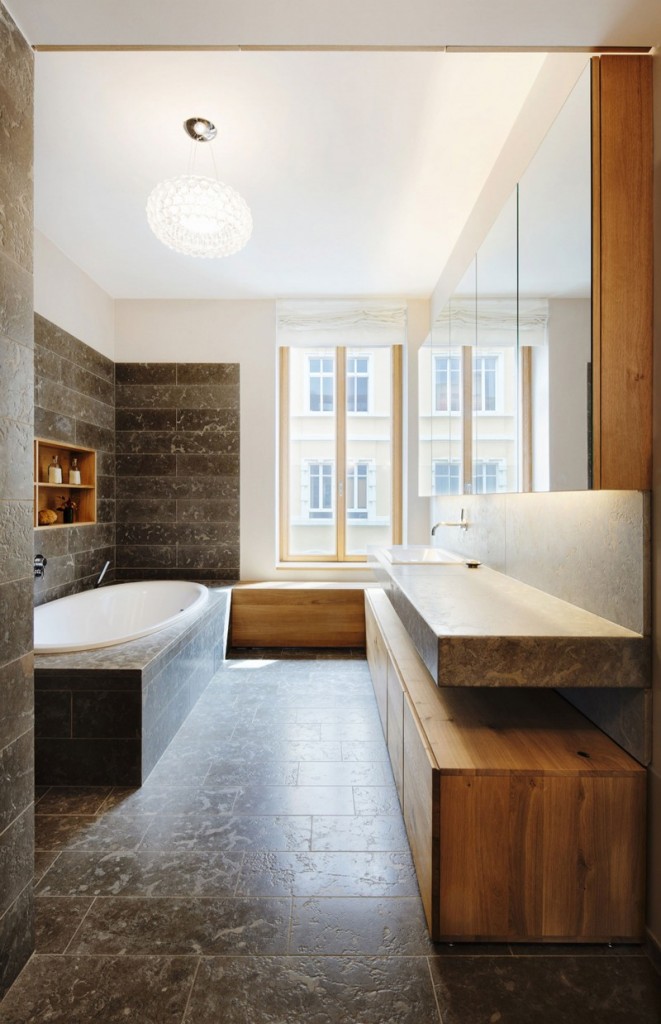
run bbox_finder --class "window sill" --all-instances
[276,561,371,572]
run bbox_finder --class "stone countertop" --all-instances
[370,552,650,689]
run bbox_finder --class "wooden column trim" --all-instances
[392,344,403,545]
[278,346,290,560]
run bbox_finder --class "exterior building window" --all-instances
[307,461,334,518]
[347,355,370,413]
[346,461,373,519]
[434,355,461,413]
[433,459,461,495]
[473,459,500,493]
[308,355,334,412]
[473,355,498,412]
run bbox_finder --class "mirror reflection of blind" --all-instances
[277,300,406,348]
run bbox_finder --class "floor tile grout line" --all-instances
[60,895,99,955]
[286,896,295,954]
[178,955,202,1024]
[427,955,445,1024]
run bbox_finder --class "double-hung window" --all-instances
[434,355,461,413]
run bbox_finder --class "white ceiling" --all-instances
[8,0,660,302]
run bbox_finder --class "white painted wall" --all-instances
[34,231,115,359]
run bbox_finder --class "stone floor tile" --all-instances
[353,786,402,816]
[35,897,94,953]
[98,785,240,817]
[34,850,59,884]
[0,955,197,1024]
[203,760,299,787]
[429,953,661,1024]
[340,740,390,761]
[35,787,114,816]
[67,896,292,956]
[35,814,150,853]
[232,785,355,816]
[36,849,244,898]
[139,813,312,852]
[236,850,419,898]
[290,896,435,955]
[311,814,409,852]
[297,761,393,786]
[183,955,441,1024]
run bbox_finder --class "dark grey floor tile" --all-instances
[183,955,441,1024]
[36,849,244,897]
[320,722,385,742]
[508,941,648,956]
[35,814,150,853]
[290,896,434,955]
[139,813,312,852]
[0,955,197,1024]
[353,786,402,816]
[230,722,322,743]
[208,739,343,762]
[100,785,240,817]
[297,762,393,786]
[67,897,291,956]
[35,787,114,815]
[233,785,355,816]
[237,850,419,898]
[35,897,94,953]
[311,814,409,852]
[34,849,59,884]
[341,740,389,762]
[204,761,299,787]
[429,954,661,1024]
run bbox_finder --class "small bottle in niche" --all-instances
[48,455,62,484]
[69,457,81,485]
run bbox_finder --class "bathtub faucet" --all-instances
[34,554,47,579]
[94,561,111,588]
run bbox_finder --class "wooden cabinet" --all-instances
[34,439,96,529]
[365,588,646,943]
[365,594,388,737]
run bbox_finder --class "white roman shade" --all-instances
[277,299,407,348]
[433,298,549,347]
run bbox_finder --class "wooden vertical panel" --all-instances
[365,594,388,737]
[386,659,405,805]
[391,344,403,545]
[439,775,510,939]
[590,58,602,489]
[403,696,440,936]
[336,347,347,559]
[278,347,290,561]
[507,774,544,937]
[593,55,653,490]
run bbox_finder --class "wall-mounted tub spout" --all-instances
[94,561,111,588]
[431,508,468,534]
[34,554,47,579]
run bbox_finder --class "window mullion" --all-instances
[336,347,347,560]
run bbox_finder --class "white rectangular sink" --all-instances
[383,546,464,565]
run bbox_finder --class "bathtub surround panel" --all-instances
[114,362,240,582]
[0,1,34,996]
[34,314,115,605]
[428,490,650,762]
[34,589,229,786]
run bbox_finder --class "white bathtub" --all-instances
[34,581,210,654]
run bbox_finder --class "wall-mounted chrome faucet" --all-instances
[34,554,47,579]
[431,508,468,535]
[94,561,110,588]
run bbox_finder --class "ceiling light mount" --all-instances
[184,117,217,143]
[147,115,252,259]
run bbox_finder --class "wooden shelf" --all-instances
[34,438,97,529]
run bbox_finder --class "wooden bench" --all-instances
[365,588,646,943]
[230,582,370,648]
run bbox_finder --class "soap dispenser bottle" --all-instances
[69,456,81,485]
[48,454,62,484]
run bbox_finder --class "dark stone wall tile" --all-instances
[115,545,176,569]
[96,450,115,477]
[116,523,179,546]
[176,452,239,476]
[116,429,238,455]
[72,690,141,739]
[176,498,239,523]
[66,523,114,554]
[33,527,68,558]
[177,522,239,546]
[0,806,34,918]
[0,252,33,347]
[35,690,71,738]
[0,653,32,751]
[0,334,33,421]
[115,363,176,385]
[35,738,141,787]
[32,552,77,600]
[114,567,238,583]
[116,474,239,500]
[177,543,239,571]
[0,418,33,500]
[0,499,32,581]
[116,498,176,524]
[34,406,76,443]
[116,383,239,410]
[0,730,33,833]
[0,883,33,997]
[96,472,116,500]
[35,377,114,432]
[73,545,114,582]
[35,314,114,383]
[97,499,115,524]
[176,363,239,385]
[116,453,176,477]
[34,342,61,381]
[74,420,115,453]
[0,577,33,664]
[0,43,33,275]
[116,407,177,432]
[176,408,239,432]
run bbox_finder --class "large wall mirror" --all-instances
[419,65,591,496]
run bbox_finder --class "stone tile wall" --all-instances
[115,363,239,581]
[0,2,35,994]
[33,315,115,604]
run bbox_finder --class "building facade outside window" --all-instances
[432,459,461,495]
[473,354,499,413]
[307,355,334,412]
[434,354,461,413]
[347,355,370,413]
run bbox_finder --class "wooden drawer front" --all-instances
[365,597,388,737]
[403,695,440,936]
[386,661,404,805]
[231,587,365,648]
[438,773,646,942]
